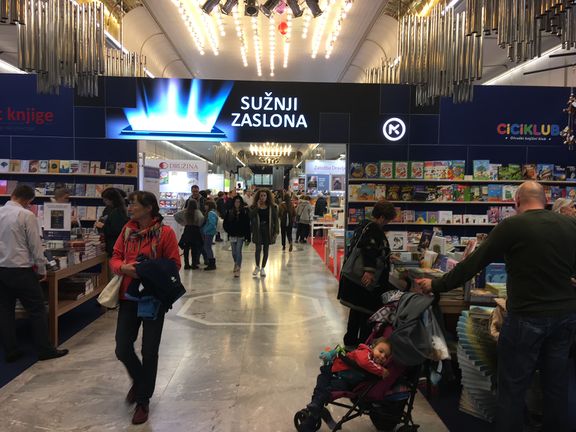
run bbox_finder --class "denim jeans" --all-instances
[230,238,244,267]
[496,312,576,432]
[203,235,214,260]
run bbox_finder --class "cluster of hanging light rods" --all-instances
[172,0,353,77]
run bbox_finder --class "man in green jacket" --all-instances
[417,181,576,432]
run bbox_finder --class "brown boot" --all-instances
[132,403,149,425]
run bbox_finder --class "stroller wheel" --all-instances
[293,409,322,432]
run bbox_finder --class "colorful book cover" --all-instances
[105,162,117,175]
[508,164,522,180]
[522,164,537,180]
[409,161,424,179]
[9,159,21,172]
[19,160,30,173]
[566,166,576,181]
[500,206,516,219]
[487,207,501,224]
[0,159,9,173]
[543,186,552,202]
[59,160,71,173]
[453,184,470,202]
[348,207,364,224]
[470,186,483,201]
[427,211,439,224]
[423,161,435,179]
[357,183,376,201]
[74,183,87,197]
[364,206,374,220]
[125,162,138,176]
[439,210,453,224]
[350,162,364,178]
[554,165,567,181]
[551,186,562,201]
[86,184,97,197]
[402,210,415,223]
[489,164,501,181]
[400,185,414,201]
[537,164,554,180]
[349,185,361,200]
[393,207,402,223]
[38,160,49,173]
[437,185,453,201]
[435,161,451,179]
[473,160,490,180]
[485,263,507,284]
[497,166,510,180]
[487,184,503,202]
[386,231,408,251]
[450,160,466,180]
[379,161,393,179]
[90,161,101,175]
[452,214,463,224]
[413,185,427,201]
[0,180,7,194]
[79,161,90,174]
[70,160,80,174]
[33,182,46,196]
[426,185,439,201]
[95,184,108,197]
[374,185,386,200]
[393,161,408,179]
[115,162,127,176]
[28,160,40,173]
[386,184,401,201]
[44,182,56,195]
[502,185,517,202]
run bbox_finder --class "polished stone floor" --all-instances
[0,241,448,431]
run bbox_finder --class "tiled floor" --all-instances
[0,241,448,431]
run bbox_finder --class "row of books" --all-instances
[59,272,102,300]
[30,205,106,221]
[349,159,576,181]
[350,183,572,202]
[0,180,135,197]
[0,159,138,176]
[348,207,516,225]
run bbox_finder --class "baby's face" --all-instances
[372,342,391,365]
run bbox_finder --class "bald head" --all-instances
[516,181,546,211]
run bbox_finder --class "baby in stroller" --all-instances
[297,336,406,432]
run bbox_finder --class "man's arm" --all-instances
[432,221,511,293]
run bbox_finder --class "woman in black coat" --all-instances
[338,200,396,349]
[96,188,130,257]
[223,195,251,278]
[174,199,205,269]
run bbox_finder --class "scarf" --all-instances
[123,218,163,259]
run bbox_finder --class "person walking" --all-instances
[185,185,206,213]
[338,200,396,350]
[95,188,130,257]
[174,198,204,269]
[223,195,251,277]
[110,191,180,425]
[0,184,69,363]
[416,181,576,432]
[313,193,329,239]
[295,195,314,244]
[278,192,296,252]
[249,189,279,277]
[201,200,219,271]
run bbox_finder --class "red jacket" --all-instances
[331,344,387,377]
[109,219,181,300]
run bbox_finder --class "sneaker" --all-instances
[233,264,238,273]
[252,266,260,276]
[132,403,149,425]
[234,269,240,278]
[260,268,266,277]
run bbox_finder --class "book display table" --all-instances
[46,254,108,345]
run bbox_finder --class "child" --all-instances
[298,338,392,432]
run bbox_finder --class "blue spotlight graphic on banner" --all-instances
[107,78,235,141]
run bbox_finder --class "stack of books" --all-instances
[457,306,498,422]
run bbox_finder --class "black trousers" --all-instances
[297,223,311,242]
[0,267,54,356]
[115,300,166,405]
[280,224,293,247]
[343,308,371,347]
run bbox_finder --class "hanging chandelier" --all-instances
[171,0,354,77]
[250,143,293,157]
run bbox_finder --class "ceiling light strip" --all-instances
[215,9,227,36]
[232,6,249,66]
[269,15,276,76]
[311,6,329,59]
[173,0,206,55]
[302,9,312,39]
[196,0,221,55]
[252,16,263,77]
[283,11,293,68]
[325,0,352,59]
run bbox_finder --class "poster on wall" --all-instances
[316,175,330,192]
[306,175,318,194]
[331,175,345,191]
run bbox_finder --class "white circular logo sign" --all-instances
[382,118,406,141]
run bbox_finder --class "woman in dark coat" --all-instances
[249,188,279,278]
[223,195,251,277]
[174,199,204,269]
[96,188,130,257]
[338,200,396,349]
[278,192,296,251]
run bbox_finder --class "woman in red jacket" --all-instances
[109,191,181,426]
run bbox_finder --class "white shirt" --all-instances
[0,201,47,274]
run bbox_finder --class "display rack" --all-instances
[348,178,575,185]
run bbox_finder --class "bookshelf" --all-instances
[0,172,137,178]
[349,178,575,185]
[348,222,497,227]
[350,200,526,205]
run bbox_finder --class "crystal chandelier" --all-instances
[250,143,293,157]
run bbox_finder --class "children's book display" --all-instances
[0,181,134,197]
[0,159,138,176]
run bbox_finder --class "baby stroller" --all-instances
[294,292,448,432]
